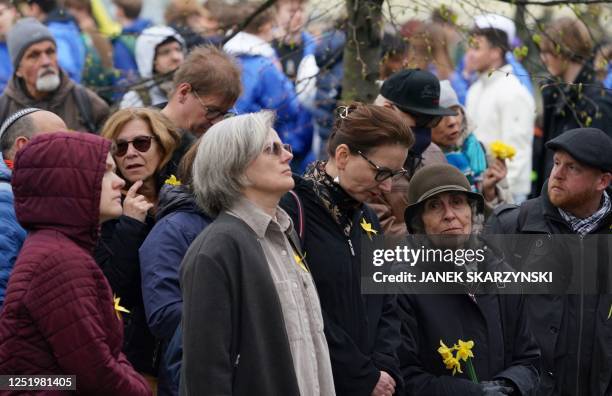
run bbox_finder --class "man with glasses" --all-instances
[160,46,242,179]
[370,69,456,237]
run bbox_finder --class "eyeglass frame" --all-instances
[263,141,293,156]
[357,150,408,182]
[112,135,157,157]
[191,87,235,121]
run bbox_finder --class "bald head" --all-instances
[0,110,67,160]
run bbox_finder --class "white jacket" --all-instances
[466,64,535,196]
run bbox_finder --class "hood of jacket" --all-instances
[135,25,185,79]
[156,184,203,221]
[11,132,110,251]
[224,31,277,59]
[5,70,75,109]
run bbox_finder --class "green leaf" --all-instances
[532,34,542,46]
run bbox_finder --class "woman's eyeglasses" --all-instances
[112,135,156,157]
[263,142,292,156]
[357,150,408,182]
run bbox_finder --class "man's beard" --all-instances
[35,70,60,92]
[549,185,595,215]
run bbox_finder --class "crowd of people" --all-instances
[0,0,611,395]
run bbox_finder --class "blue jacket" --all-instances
[604,65,612,90]
[139,185,212,396]
[224,32,310,160]
[0,43,12,94]
[45,9,86,83]
[113,18,152,84]
[312,30,345,145]
[0,154,26,308]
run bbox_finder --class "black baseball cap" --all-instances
[380,69,457,116]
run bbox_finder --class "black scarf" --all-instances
[303,161,360,237]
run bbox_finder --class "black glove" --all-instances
[479,380,514,395]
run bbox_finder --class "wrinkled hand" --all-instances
[483,159,508,201]
[122,180,154,223]
[480,380,514,395]
[371,371,396,396]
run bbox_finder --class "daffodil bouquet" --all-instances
[490,141,516,161]
[438,339,478,383]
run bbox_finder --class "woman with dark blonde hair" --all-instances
[280,102,413,396]
[95,107,180,384]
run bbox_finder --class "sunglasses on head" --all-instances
[263,141,292,156]
[112,135,156,157]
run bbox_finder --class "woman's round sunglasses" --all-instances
[112,135,156,157]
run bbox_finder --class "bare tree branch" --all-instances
[492,0,611,6]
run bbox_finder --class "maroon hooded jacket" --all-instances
[0,132,151,395]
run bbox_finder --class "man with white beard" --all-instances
[0,18,109,132]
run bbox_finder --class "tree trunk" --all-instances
[341,0,384,103]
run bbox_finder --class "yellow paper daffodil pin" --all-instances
[114,295,130,320]
[360,218,378,240]
[164,175,182,186]
[490,141,517,161]
[293,251,308,273]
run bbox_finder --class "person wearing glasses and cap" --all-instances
[181,111,335,395]
[96,107,180,384]
[0,107,66,308]
[370,68,456,237]
[280,103,413,396]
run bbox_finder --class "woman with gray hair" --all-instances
[180,111,335,395]
[398,163,540,395]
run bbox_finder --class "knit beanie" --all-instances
[7,18,55,70]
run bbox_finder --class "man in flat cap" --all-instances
[486,127,612,395]
[0,18,108,132]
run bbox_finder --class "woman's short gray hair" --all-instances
[192,111,275,216]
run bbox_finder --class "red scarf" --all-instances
[4,159,13,170]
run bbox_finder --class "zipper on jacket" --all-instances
[347,239,355,256]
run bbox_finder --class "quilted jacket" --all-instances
[0,132,151,395]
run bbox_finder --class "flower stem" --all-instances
[466,358,478,384]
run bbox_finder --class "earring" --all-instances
[333,175,340,184]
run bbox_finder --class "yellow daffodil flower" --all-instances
[164,175,182,186]
[114,295,130,320]
[456,339,475,361]
[437,340,455,361]
[490,141,517,160]
[360,218,378,240]
[443,355,463,375]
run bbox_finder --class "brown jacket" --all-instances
[0,71,109,133]
[368,143,447,238]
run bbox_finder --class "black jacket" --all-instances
[280,176,402,396]
[535,63,612,193]
[94,214,157,374]
[485,184,612,395]
[397,245,540,396]
[179,212,300,395]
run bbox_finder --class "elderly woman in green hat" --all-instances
[396,163,540,396]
